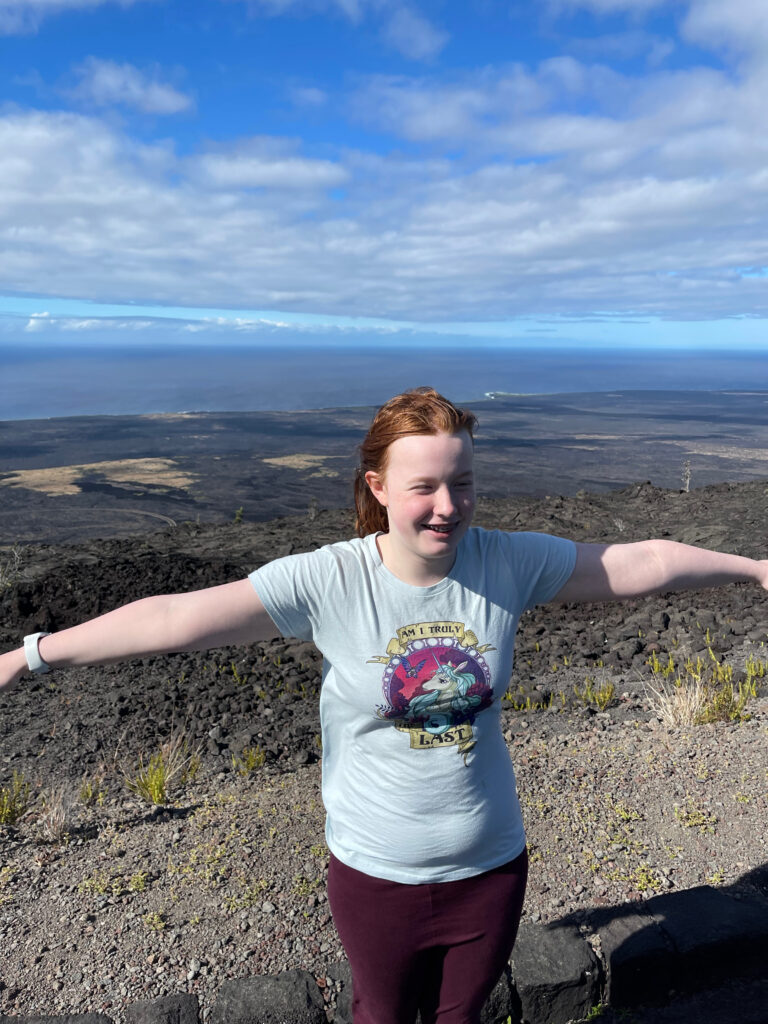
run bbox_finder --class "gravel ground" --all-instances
[1,694,766,1022]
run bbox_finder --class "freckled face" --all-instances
[365,431,475,582]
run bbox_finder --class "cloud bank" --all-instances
[1,0,766,325]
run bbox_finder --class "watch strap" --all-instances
[23,632,52,674]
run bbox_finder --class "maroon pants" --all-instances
[327,848,528,1024]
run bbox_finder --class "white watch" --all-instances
[23,632,52,674]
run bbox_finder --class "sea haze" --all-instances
[1,343,766,421]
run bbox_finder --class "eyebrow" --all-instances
[407,470,474,484]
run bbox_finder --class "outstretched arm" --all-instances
[553,539,768,604]
[0,579,279,694]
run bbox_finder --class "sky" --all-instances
[1,0,767,350]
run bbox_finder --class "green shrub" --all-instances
[123,730,200,806]
[0,771,31,826]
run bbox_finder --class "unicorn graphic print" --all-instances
[369,621,496,762]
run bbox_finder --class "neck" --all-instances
[375,533,455,587]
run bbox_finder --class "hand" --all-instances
[0,648,28,697]
[758,559,768,591]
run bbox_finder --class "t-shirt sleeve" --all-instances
[248,548,330,641]
[494,531,577,611]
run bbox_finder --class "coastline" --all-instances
[3,343,767,422]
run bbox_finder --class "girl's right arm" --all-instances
[0,579,279,695]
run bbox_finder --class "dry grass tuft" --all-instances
[37,785,79,842]
[643,672,708,728]
[0,546,24,589]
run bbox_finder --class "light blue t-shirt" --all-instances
[249,528,576,884]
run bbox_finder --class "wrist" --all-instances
[3,647,29,686]
[23,632,52,674]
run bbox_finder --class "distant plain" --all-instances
[1,389,767,544]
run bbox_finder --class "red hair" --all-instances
[354,387,477,537]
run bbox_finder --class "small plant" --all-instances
[292,873,320,897]
[612,800,641,823]
[223,879,268,911]
[0,771,31,826]
[574,678,615,711]
[745,654,766,682]
[699,679,753,724]
[143,911,166,931]
[123,729,201,806]
[502,688,552,712]
[581,1004,607,1022]
[231,745,266,775]
[78,870,122,896]
[647,650,676,676]
[229,661,247,685]
[80,773,107,807]
[0,864,18,905]
[128,871,148,893]
[233,506,244,524]
[630,863,662,892]
[674,798,717,833]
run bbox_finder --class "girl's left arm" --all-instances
[553,540,768,604]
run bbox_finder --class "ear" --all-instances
[365,470,387,507]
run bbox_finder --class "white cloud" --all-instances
[554,0,768,62]
[69,58,193,115]
[12,309,409,336]
[352,63,624,145]
[569,30,675,66]
[231,0,449,58]
[352,55,768,181]
[682,0,768,60]
[0,0,150,35]
[21,313,179,332]
[193,140,349,189]
[382,6,448,60]
[351,66,551,142]
[550,0,668,13]
[290,85,329,107]
[236,0,363,20]
[24,311,50,331]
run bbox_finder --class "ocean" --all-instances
[1,343,766,421]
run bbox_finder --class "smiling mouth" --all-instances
[423,523,456,534]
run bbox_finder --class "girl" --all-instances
[2,387,766,1024]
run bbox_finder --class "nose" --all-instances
[434,485,459,518]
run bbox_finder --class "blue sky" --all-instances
[1,0,767,349]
